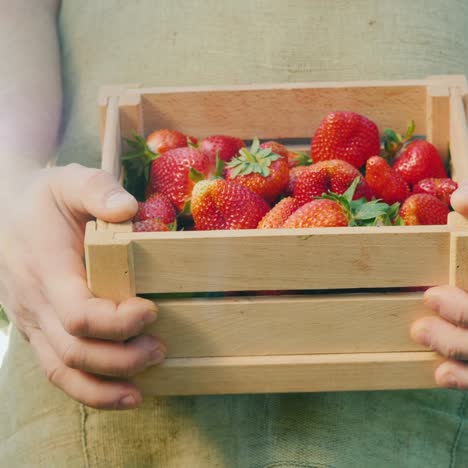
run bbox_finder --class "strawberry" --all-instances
[287,150,312,169]
[133,219,171,232]
[285,166,310,195]
[413,178,458,206]
[149,147,213,212]
[282,199,349,228]
[393,140,448,186]
[311,112,380,169]
[293,160,372,205]
[225,138,289,203]
[258,197,301,229]
[285,177,401,228]
[365,156,410,204]
[201,135,245,165]
[260,141,289,158]
[191,179,269,230]
[399,193,449,225]
[146,129,191,154]
[134,192,176,224]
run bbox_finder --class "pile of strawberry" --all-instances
[122,112,457,232]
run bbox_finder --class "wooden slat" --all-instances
[149,293,433,358]
[449,87,468,182]
[132,351,440,395]
[115,226,450,293]
[85,221,135,302]
[136,83,427,139]
[426,85,450,163]
[100,95,121,179]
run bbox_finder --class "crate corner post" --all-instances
[84,220,136,303]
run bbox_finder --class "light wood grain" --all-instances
[100,95,121,179]
[132,351,440,395]
[426,85,450,163]
[449,87,468,182]
[149,292,433,358]
[136,83,426,139]
[114,226,450,293]
[85,221,135,302]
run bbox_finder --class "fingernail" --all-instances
[119,394,138,409]
[140,335,159,351]
[147,347,166,366]
[411,323,430,346]
[106,191,135,210]
[440,373,459,389]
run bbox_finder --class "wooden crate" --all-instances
[85,75,468,395]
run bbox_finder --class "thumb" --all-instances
[51,163,138,223]
[450,180,468,218]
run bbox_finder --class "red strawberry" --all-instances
[134,192,176,224]
[146,129,191,154]
[365,156,410,204]
[191,179,269,230]
[133,219,171,232]
[225,138,289,203]
[287,150,313,169]
[286,166,310,195]
[413,178,458,206]
[201,135,245,165]
[149,147,213,212]
[399,194,449,225]
[293,160,372,205]
[258,197,301,229]
[283,199,349,228]
[393,140,447,186]
[260,141,289,158]
[311,112,380,169]
[285,177,400,228]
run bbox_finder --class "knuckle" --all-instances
[64,312,89,337]
[61,341,84,369]
[45,363,64,386]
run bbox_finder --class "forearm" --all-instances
[0,0,62,180]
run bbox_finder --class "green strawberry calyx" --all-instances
[226,137,282,178]
[320,177,404,226]
[121,133,160,201]
[293,152,313,167]
[382,120,416,160]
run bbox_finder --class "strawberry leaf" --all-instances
[189,167,205,183]
[180,200,192,216]
[250,137,261,154]
[342,177,360,203]
[214,153,225,178]
[354,200,391,220]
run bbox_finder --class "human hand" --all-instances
[411,183,468,389]
[0,163,166,409]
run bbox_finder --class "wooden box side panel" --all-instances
[136,83,427,139]
[132,351,440,395]
[149,293,433,358]
[115,227,450,293]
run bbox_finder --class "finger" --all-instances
[28,327,142,410]
[450,180,468,217]
[40,308,166,378]
[49,163,138,223]
[41,247,157,340]
[435,360,468,389]
[411,315,468,360]
[424,286,468,327]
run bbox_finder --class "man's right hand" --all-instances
[0,163,166,410]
